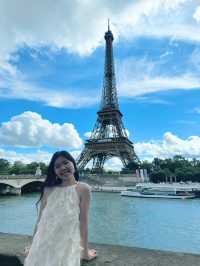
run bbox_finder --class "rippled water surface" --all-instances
[1,192,200,254]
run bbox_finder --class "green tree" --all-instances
[25,162,40,174]
[150,170,166,183]
[174,168,183,182]
[152,158,164,171]
[9,161,26,175]
[162,168,172,181]
[192,168,200,182]
[39,163,48,175]
[0,159,10,174]
[121,161,139,173]
[140,160,152,173]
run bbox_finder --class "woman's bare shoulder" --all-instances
[76,182,91,197]
[77,182,91,190]
[43,186,56,199]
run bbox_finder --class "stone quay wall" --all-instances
[1,232,200,266]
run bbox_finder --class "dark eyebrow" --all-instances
[63,159,70,163]
[54,159,70,167]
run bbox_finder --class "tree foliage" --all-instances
[1,155,200,182]
[120,155,200,182]
[0,159,10,174]
[148,156,200,182]
[0,158,47,175]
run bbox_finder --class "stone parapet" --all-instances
[0,232,200,266]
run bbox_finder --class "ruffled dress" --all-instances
[24,183,81,266]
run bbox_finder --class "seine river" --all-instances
[1,191,200,254]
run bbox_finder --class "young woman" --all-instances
[24,150,97,265]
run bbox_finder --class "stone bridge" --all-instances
[0,175,45,195]
[0,174,144,195]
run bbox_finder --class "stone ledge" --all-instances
[1,232,200,266]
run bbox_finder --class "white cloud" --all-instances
[121,0,200,43]
[117,57,200,97]
[194,107,200,114]
[0,148,82,164]
[84,131,92,138]
[0,0,199,66]
[0,1,200,106]
[81,156,123,171]
[2,131,200,167]
[125,129,130,137]
[78,132,200,164]
[193,5,200,22]
[134,96,171,105]
[0,111,83,148]
[121,73,200,97]
[135,132,200,160]
[160,51,174,59]
[70,150,82,160]
[176,120,197,125]
[189,48,200,71]
[0,71,99,108]
[0,148,52,164]
[104,157,123,171]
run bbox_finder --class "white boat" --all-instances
[121,183,196,199]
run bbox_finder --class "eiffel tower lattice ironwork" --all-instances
[77,23,139,171]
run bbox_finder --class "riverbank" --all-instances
[91,185,128,192]
[1,232,200,266]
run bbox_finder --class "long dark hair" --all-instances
[35,151,79,213]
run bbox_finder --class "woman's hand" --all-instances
[81,248,97,261]
[23,245,31,256]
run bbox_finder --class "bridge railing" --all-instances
[0,175,45,179]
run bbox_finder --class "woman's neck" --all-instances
[60,176,77,187]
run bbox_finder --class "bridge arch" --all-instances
[21,181,44,194]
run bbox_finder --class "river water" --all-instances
[1,191,200,254]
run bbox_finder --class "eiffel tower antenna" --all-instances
[108,18,110,31]
[77,24,139,172]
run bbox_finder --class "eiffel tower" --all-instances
[77,22,139,172]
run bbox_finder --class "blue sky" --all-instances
[1,1,200,169]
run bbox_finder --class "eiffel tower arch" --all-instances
[77,23,140,172]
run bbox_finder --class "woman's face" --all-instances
[54,156,75,180]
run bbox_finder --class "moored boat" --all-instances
[121,183,196,199]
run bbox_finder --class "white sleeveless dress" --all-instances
[24,183,81,266]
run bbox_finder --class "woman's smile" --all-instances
[60,169,70,175]
[54,156,76,180]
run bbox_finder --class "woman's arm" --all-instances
[79,183,97,261]
[32,192,47,237]
[79,184,91,253]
